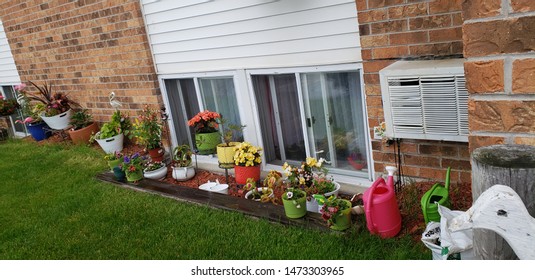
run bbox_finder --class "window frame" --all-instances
[245,63,373,182]
[0,84,27,138]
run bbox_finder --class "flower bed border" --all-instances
[96,172,341,233]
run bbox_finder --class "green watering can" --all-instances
[421,167,451,223]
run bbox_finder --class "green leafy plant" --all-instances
[173,144,192,167]
[282,157,335,200]
[69,109,93,130]
[131,105,162,149]
[319,196,351,227]
[218,118,245,146]
[14,83,44,124]
[91,110,130,140]
[104,151,123,161]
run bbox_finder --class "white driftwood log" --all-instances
[471,144,535,259]
[449,185,535,260]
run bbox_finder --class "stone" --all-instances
[469,100,535,133]
[461,0,501,20]
[464,60,504,93]
[512,58,535,94]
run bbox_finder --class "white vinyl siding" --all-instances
[0,20,20,85]
[140,0,361,74]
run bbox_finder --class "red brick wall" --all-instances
[0,0,159,122]
[463,0,535,149]
[357,0,470,183]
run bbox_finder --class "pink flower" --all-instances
[14,83,26,91]
[0,96,3,100]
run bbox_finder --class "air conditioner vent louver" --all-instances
[380,60,468,142]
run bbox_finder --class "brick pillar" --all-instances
[463,0,535,150]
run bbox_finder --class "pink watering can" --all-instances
[363,166,401,238]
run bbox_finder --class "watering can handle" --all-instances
[445,167,451,190]
[365,177,384,234]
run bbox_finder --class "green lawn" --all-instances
[0,139,429,259]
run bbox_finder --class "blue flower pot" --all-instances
[26,122,51,141]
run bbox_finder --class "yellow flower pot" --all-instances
[216,142,239,165]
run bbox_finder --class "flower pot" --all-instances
[107,158,122,172]
[41,109,72,130]
[324,182,341,198]
[126,169,143,182]
[282,190,307,219]
[25,122,51,141]
[148,147,165,162]
[216,142,238,165]
[144,165,167,180]
[68,122,99,145]
[112,166,126,182]
[234,165,261,185]
[95,132,124,154]
[195,131,221,155]
[245,187,274,201]
[171,165,196,181]
[328,200,352,231]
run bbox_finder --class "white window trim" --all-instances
[158,64,374,186]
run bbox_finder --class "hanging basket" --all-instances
[95,132,124,154]
[41,109,72,130]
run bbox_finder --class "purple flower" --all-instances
[123,156,131,164]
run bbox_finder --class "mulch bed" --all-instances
[37,135,474,240]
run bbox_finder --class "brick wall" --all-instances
[357,0,471,183]
[0,0,159,123]
[463,0,535,150]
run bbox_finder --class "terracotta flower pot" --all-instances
[148,147,165,162]
[234,165,261,185]
[68,122,99,145]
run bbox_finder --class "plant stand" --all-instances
[43,125,71,141]
[218,162,234,184]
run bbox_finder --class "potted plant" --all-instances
[131,105,164,161]
[171,144,195,181]
[216,118,245,165]
[318,196,352,231]
[188,110,221,154]
[68,109,99,145]
[23,81,80,130]
[14,84,51,141]
[0,96,19,117]
[104,151,123,172]
[143,161,167,180]
[92,110,130,153]
[233,142,262,184]
[282,157,340,213]
[243,178,274,202]
[281,187,307,219]
[120,152,146,182]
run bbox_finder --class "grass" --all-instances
[0,139,430,260]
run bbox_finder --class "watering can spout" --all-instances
[385,166,397,191]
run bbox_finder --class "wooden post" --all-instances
[471,144,535,259]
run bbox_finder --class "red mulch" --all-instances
[36,135,474,240]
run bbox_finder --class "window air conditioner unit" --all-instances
[379,59,468,142]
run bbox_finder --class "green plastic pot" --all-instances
[329,200,352,231]
[282,190,307,219]
[195,131,221,155]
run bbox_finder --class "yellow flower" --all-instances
[306,157,317,167]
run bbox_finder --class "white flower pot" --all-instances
[95,132,124,154]
[324,182,341,197]
[171,165,195,181]
[245,187,274,201]
[199,181,229,195]
[41,109,72,130]
[143,165,167,180]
